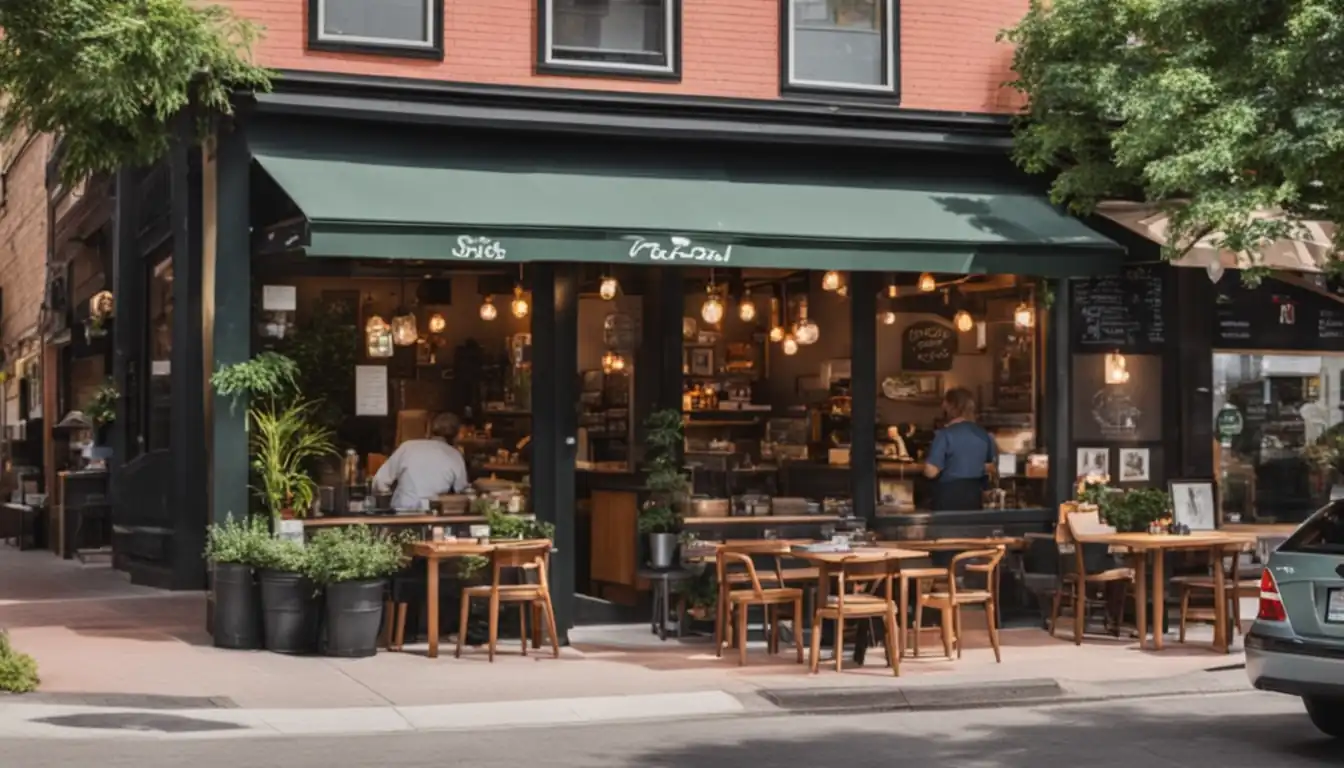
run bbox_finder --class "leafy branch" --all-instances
[640,409,685,535]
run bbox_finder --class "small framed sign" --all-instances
[1169,479,1217,531]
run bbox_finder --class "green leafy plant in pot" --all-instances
[640,409,686,569]
[83,378,118,448]
[203,515,272,650]
[252,533,320,654]
[307,525,411,658]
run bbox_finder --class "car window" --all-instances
[1280,502,1344,555]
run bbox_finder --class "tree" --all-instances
[0,0,272,184]
[1002,0,1344,284]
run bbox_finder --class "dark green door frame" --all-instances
[1047,277,1072,508]
[849,272,878,521]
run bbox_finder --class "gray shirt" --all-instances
[372,438,469,510]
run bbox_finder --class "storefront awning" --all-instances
[249,122,1124,277]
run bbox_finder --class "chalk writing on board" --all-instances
[901,321,957,372]
[1071,268,1165,352]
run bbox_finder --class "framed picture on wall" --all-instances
[1118,448,1151,483]
[1076,447,1109,479]
[689,348,714,377]
[1170,480,1217,531]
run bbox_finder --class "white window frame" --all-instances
[785,0,897,94]
[542,0,677,76]
[314,0,437,52]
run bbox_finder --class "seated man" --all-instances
[372,413,469,510]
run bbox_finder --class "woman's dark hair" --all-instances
[943,387,977,420]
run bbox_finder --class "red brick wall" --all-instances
[0,132,51,352]
[227,0,1025,114]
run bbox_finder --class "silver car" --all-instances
[1246,502,1344,739]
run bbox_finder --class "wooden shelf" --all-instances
[682,515,843,525]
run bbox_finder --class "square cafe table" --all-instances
[405,540,499,659]
[1071,531,1257,653]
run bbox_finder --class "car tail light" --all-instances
[1257,569,1288,622]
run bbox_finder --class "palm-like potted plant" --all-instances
[640,409,685,569]
[203,515,271,650]
[307,525,410,658]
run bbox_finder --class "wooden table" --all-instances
[1073,532,1256,653]
[791,546,929,666]
[879,537,1027,552]
[406,540,499,659]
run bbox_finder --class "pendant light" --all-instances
[879,310,897,326]
[601,349,627,374]
[479,295,498,321]
[794,297,820,346]
[390,270,418,346]
[364,298,393,359]
[599,275,619,301]
[700,270,725,325]
[1105,351,1130,384]
[836,283,849,298]
[738,288,757,323]
[821,270,841,292]
[1014,300,1035,329]
[954,309,974,333]
[768,295,785,342]
[918,272,937,293]
[510,267,529,319]
[428,313,447,334]
[782,334,799,356]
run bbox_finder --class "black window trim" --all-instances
[779,0,901,102]
[536,0,682,82]
[306,0,446,61]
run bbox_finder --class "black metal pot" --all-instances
[324,579,387,658]
[258,568,321,654]
[212,562,261,650]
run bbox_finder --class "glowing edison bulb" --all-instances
[739,291,757,322]
[701,292,725,325]
[793,299,819,345]
[879,311,897,326]
[954,310,974,333]
[511,286,530,319]
[1014,302,1035,329]
[821,271,841,292]
[428,313,447,334]
[782,335,800,356]
[599,276,619,301]
[918,272,937,293]
[480,297,498,321]
[769,326,785,343]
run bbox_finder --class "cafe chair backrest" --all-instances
[490,541,551,589]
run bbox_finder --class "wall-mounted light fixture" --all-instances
[1105,352,1130,384]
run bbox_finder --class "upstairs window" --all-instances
[308,0,444,59]
[785,0,897,96]
[540,0,679,78]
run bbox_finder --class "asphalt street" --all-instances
[0,691,1338,767]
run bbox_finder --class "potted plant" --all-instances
[203,515,270,650]
[640,409,686,569]
[1080,478,1171,533]
[308,525,409,658]
[254,535,320,654]
[82,378,118,448]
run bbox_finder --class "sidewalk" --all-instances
[0,547,1255,738]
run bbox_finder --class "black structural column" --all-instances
[531,263,578,640]
[210,123,252,528]
[109,169,142,489]
[849,272,878,521]
[635,266,684,419]
[168,118,208,590]
[1047,277,1073,508]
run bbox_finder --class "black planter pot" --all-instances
[212,562,261,650]
[324,578,387,658]
[259,568,321,654]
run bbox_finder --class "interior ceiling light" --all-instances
[794,298,819,345]
[821,271,841,292]
[701,273,725,325]
[511,285,530,319]
[918,272,937,293]
[739,289,757,322]
[1014,301,1035,329]
[954,310,974,333]
[782,334,799,356]
[879,311,897,326]
[428,312,447,334]
[479,296,498,321]
[599,276,619,301]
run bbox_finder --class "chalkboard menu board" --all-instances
[1214,277,1344,351]
[901,321,957,371]
[1071,267,1167,353]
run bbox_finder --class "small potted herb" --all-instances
[307,526,410,658]
[203,516,271,650]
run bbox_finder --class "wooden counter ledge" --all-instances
[303,514,488,528]
[681,515,843,525]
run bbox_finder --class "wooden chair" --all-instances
[714,542,806,658]
[1051,512,1136,645]
[1174,550,1260,642]
[716,548,805,666]
[456,541,560,662]
[914,548,1006,662]
[810,557,902,675]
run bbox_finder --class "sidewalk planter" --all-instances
[259,569,321,654]
[212,562,261,650]
[324,578,387,658]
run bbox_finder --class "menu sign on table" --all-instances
[901,321,957,371]
[1070,268,1167,354]
[1214,277,1344,351]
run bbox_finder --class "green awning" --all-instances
[248,121,1123,277]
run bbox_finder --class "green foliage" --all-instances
[212,352,299,410]
[250,399,337,518]
[458,508,555,577]
[1305,422,1344,475]
[0,0,273,185]
[1079,479,1171,533]
[281,302,358,429]
[1001,0,1344,282]
[203,515,271,565]
[0,631,38,693]
[251,535,309,574]
[83,378,119,428]
[675,569,718,612]
[306,525,411,584]
[640,409,685,535]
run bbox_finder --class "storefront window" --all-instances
[146,256,173,452]
[1214,353,1344,525]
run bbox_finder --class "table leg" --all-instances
[898,574,910,656]
[1134,552,1148,650]
[1212,547,1228,654]
[1151,549,1165,651]
[650,580,661,637]
[427,557,440,659]
[658,580,669,642]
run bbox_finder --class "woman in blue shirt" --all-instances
[923,388,997,511]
